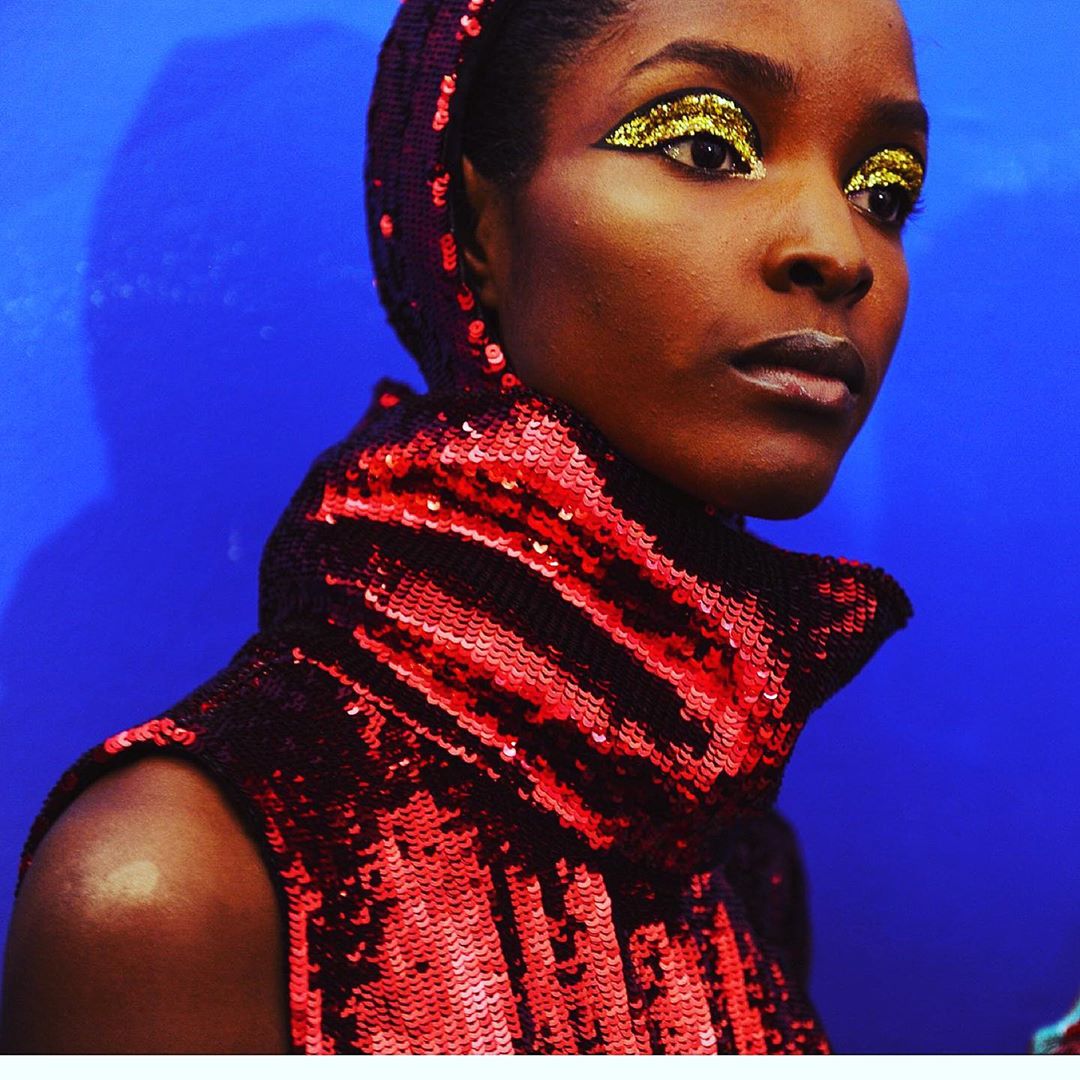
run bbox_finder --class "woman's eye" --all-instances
[848,186,911,226]
[600,91,765,181]
[845,147,926,227]
[662,134,744,175]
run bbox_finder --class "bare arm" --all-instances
[1,756,290,1053]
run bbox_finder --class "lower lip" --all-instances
[731,363,857,415]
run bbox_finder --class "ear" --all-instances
[460,155,511,312]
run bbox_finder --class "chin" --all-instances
[737,484,832,521]
[681,457,841,521]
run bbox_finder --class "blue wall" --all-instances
[1,0,1076,1054]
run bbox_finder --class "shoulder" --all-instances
[2,755,290,1053]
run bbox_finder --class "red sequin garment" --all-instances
[18,0,914,1054]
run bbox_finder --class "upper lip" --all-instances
[729,331,868,396]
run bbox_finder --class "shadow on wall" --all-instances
[0,21,415,937]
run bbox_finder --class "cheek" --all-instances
[505,159,741,374]
[868,246,910,359]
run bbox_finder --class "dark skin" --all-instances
[1,758,290,1053]
[464,0,927,519]
[1,0,927,1052]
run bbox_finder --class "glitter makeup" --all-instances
[845,147,926,225]
[600,90,766,180]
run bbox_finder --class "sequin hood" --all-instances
[365,0,523,395]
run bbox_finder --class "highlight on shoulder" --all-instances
[1,755,290,1054]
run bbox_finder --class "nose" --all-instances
[762,171,874,306]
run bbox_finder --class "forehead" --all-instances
[601,0,919,96]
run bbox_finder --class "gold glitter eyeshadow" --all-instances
[845,147,925,198]
[602,92,765,180]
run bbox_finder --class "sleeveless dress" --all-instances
[19,381,912,1054]
[17,0,915,1053]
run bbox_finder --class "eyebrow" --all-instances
[627,38,799,96]
[864,98,931,139]
[626,38,930,139]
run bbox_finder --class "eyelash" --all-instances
[601,91,927,228]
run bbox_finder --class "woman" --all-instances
[2,0,924,1054]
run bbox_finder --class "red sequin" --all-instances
[22,383,910,1053]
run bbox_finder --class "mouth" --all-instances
[729,331,869,399]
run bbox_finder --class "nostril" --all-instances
[849,272,873,304]
[786,257,874,303]
[788,260,823,288]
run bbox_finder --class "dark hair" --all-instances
[461,0,629,190]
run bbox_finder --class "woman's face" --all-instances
[464,0,928,519]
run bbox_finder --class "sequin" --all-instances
[23,378,909,1052]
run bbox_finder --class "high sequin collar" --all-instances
[259,380,912,873]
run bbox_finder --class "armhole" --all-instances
[16,733,308,1055]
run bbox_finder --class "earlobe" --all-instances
[460,155,507,312]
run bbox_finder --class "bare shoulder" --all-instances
[1,755,290,1053]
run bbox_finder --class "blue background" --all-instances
[1,0,1077,1054]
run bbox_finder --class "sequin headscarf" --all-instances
[20,0,913,1055]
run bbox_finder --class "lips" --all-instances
[729,332,868,396]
